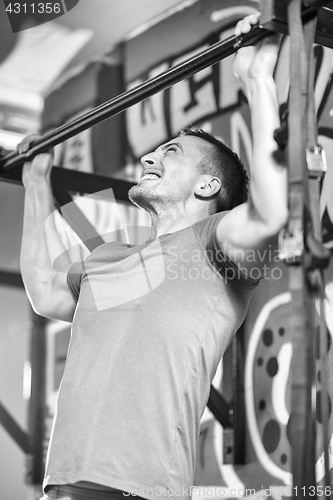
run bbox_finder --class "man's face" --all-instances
[128,135,208,211]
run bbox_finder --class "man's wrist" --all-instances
[245,75,278,107]
[245,73,275,89]
[24,177,52,192]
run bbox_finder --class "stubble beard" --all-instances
[128,183,179,222]
[128,183,162,212]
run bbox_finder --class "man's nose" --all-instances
[141,152,160,167]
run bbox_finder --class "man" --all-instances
[19,14,287,500]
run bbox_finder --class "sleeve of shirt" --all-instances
[195,213,261,291]
[67,261,85,303]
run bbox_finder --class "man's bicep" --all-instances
[215,202,275,278]
[44,271,78,322]
[32,270,79,322]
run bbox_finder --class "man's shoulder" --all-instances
[193,211,229,239]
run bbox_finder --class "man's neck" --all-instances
[149,210,208,239]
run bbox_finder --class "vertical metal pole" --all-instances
[232,325,246,464]
[26,312,47,487]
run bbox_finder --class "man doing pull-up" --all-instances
[19,14,287,500]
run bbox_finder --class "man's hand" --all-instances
[233,13,280,97]
[17,134,53,189]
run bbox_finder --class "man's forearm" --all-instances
[20,181,69,308]
[248,76,288,230]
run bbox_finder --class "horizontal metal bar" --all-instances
[0,26,271,171]
[0,163,134,202]
[0,270,23,287]
[260,0,333,49]
[50,167,135,200]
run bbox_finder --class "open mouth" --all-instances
[140,170,163,182]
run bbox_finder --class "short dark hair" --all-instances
[178,127,249,214]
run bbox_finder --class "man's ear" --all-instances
[194,175,221,198]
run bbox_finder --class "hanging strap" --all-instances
[278,0,331,495]
[303,15,331,490]
[283,1,318,497]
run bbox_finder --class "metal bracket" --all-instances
[223,428,234,464]
[278,221,304,264]
[306,145,327,178]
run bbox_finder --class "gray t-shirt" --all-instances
[43,213,259,499]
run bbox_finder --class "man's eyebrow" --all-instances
[158,142,184,153]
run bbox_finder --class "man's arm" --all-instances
[216,14,288,276]
[19,136,77,322]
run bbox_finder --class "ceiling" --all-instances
[0,0,194,147]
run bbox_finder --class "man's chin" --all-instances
[128,184,153,210]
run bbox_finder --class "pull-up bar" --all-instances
[0,0,327,172]
[0,26,271,171]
